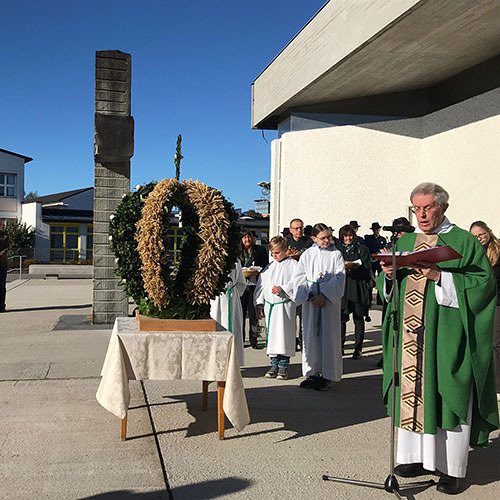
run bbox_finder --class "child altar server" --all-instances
[254,236,299,380]
[295,223,345,391]
[210,260,247,366]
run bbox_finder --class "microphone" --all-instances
[382,224,415,233]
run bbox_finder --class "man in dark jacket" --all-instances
[0,219,9,312]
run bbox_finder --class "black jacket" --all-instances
[0,230,9,270]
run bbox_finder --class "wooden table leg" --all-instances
[121,413,127,441]
[202,380,209,411]
[217,381,226,440]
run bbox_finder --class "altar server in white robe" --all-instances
[295,223,345,391]
[254,236,299,380]
[210,260,247,366]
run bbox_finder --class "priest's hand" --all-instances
[272,286,282,295]
[256,308,264,320]
[409,261,441,282]
[309,294,326,307]
[380,261,395,279]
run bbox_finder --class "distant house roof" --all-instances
[27,187,93,205]
[0,148,33,163]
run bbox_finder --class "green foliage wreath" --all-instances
[109,179,240,319]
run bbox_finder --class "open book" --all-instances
[373,245,462,267]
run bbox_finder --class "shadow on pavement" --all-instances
[149,373,387,442]
[77,491,169,499]
[53,313,112,330]
[6,304,92,313]
[77,477,252,500]
[462,436,500,491]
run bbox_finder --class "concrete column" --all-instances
[92,50,134,324]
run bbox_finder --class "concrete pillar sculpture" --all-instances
[92,50,134,324]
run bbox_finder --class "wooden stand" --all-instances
[120,380,226,441]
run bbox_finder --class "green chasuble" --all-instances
[377,226,499,446]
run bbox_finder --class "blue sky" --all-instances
[1,0,326,210]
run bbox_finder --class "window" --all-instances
[0,173,16,197]
[50,224,80,262]
[165,226,182,264]
[86,224,93,260]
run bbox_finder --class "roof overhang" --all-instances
[251,0,500,129]
[0,148,33,163]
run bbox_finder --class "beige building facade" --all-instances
[252,0,500,237]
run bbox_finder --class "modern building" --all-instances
[22,188,94,263]
[0,148,33,220]
[251,0,500,237]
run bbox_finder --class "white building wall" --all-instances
[420,88,500,230]
[270,120,420,238]
[270,89,500,239]
[0,151,25,220]
[22,201,50,261]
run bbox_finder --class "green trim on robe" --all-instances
[376,226,499,446]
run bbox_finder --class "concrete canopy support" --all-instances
[92,50,134,324]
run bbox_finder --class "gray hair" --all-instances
[410,182,449,206]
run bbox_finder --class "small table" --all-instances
[96,318,249,440]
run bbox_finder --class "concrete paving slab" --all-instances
[0,361,50,380]
[0,379,166,500]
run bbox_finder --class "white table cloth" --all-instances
[96,317,250,432]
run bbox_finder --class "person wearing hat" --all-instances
[364,222,388,272]
[281,227,291,241]
[349,220,365,245]
[364,222,389,314]
[364,222,387,255]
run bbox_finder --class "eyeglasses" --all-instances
[411,204,439,215]
[473,232,489,239]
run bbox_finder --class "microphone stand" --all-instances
[321,230,435,498]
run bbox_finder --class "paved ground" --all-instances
[0,279,499,500]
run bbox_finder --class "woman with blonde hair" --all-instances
[470,220,500,400]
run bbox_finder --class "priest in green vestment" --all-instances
[377,182,499,495]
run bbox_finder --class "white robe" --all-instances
[295,244,345,381]
[210,261,246,366]
[254,258,299,358]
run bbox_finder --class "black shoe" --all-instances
[276,367,288,380]
[352,350,362,360]
[365,315,371,322]
[299,375,319,389]
[394,463,432,478]
[314,376,331,391]
[265,366,278,378]
[251,344,264,350]
[436,474,461,495]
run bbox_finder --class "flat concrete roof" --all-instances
[252,0,500,129]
